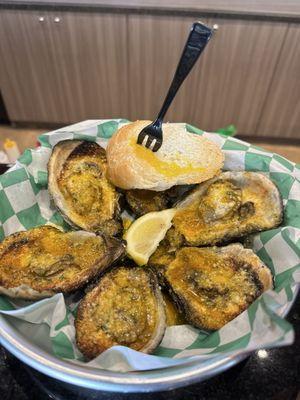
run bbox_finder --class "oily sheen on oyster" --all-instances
[48,140,122,236]
[75,266,166,358]
[149,244,273,330]
[169,171,283,247]
[0,226,125,300]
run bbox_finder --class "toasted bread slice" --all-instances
[107,121,224,191]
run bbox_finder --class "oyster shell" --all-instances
[0,226,125,299]
[172,172,283,246]
[48,140,122,236]
[158,244,272,330]
[75,266,166,358]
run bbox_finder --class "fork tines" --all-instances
[137,130,162,152]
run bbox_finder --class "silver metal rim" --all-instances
[0,287,297,392]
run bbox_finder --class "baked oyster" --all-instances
[48,140,122,236]
[125,189,169,216]
[171,172,283,246]
[0,226,125,300]
[75,266,166,359]
[125,186,193,217]
[151,244,272,330]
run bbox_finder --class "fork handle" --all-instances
[156,22,213,123]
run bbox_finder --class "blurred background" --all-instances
[0,0,299,162]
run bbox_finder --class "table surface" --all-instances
[0,293,299,400]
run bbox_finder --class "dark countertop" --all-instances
[0,293,299,400]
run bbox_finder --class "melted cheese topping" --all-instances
[165,247,261,330]
[58,151,119,234]
[0,227,106,292]
[78,268,159,352]
[173,180,265,246]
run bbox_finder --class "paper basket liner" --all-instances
[0,119,299,372]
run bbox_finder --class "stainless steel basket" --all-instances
[0,288,297,393]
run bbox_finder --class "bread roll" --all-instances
[106,120,224,191]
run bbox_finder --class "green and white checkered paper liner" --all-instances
[0,119,299,372]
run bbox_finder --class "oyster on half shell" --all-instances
[48,140,122,236]
[125,189,169,217]
[0,226,125,300]
[75,266,166,359]
[170,172,283,247]
[150,244,272,330]
[124,185,194,217]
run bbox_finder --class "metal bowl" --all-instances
[0,155,297,392]
[0,289,297,393]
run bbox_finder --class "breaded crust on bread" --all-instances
[106,121,224,191]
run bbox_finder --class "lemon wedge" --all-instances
[124,208,176,266]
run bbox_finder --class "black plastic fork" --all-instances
[137,21,215,152]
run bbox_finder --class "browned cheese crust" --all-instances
[49,140,121,236]
[75,267,166,359]
[0,226,125,298]
[172,172,283,246]
[153,245,272,331]
[125,186,193,217]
